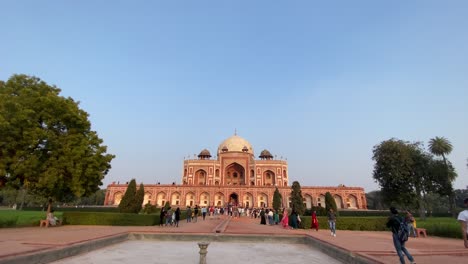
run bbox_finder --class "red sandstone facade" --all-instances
[104,135,367,209]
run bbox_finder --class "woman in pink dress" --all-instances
[311,211,319,231]
[281,209,289,229]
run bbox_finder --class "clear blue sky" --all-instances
[1,1,467,192]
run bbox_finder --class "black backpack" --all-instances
[396,216,409,243]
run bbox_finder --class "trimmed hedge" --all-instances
[22,206,120,213]
[63,212,158,226]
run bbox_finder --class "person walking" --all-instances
[186,206,192,223]
[290,210,299,229]
[327,208,337,237]
[281,209,289,229]
[457,197,468,248]
[201,206,207,220]
[159,208,166,227]
[386,207,416,264]
[405,211,417,238]
[174,207,181,227]
[273,210,279,225]
[260,208,266,225]
[311,211,319,231]
[194,205,199,223]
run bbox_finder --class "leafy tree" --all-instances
[365,190,386,210]
[0,75,114,201]
[119,179,137,213]
[428,136,456,215]
[133,183,145,213]
[325,192,337,214]
[290,181,305,215]
[372,138,457,219]
[76,189,106,205]
[373,139,417,207]
[273,187,282,212]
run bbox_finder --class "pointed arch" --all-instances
[257,193,268,208]
[143,192,152,205]
[346,194,358,209]
[113,192,123,205]
[333,194,343,209]
[156,192,166,207]
[304,194,313,209]
[185,192,195,207]
[263,170,275,186]
[214,192,225,207]
[224,162,245,185]
[243,192,253,208]
[171,192,181,206]
[195,169,207,185]
[317,194,326,208]
[200,192,210,206]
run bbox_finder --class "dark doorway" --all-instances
[229,193,238,206]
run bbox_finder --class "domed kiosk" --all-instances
[105,134,367,210]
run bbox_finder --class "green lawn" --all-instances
[416,217,462,239]
[0,210,63,228]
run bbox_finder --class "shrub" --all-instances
[119,179,137,213]
[0,215,18,228]
[143,202,157,214]
[21,206,120,212]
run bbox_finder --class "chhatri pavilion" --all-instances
[104,134,367,209]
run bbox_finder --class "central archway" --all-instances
[224,163,245,185]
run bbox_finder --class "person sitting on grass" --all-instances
[47,209,60,226]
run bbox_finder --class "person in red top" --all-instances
[311,211,319,231]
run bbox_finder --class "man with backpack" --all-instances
[386,207,416,264]
[457,197,468,248]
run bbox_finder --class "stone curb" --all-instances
[0,233,128,264]
[303,235,382,264]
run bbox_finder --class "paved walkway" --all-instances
[0,215,467,263]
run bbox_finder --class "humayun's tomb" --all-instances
[104,134,367,209]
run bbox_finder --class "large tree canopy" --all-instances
[0,74,114,200]
[372,138,457,218]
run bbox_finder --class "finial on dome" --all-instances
[234,128,237,135]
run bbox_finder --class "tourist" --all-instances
[209,206,214,219]
[386,207,416,264]
[174,207,180,227]
[159,208,166,227]
[46,198,53,214]
[47,209,60,226]
[281,209,289,229]
[186,206,192,223]
[260,208,266,225]
[201,206,207,220]
[194,205,199,222]
[457,197,468,248]
[268,209,274,225]
[166,208,173,226]
[274,210,279,225]
[327,208,337,237]
[290,210,298,229]
[171,210,176,225]
[405,211,417,238]
[311,211,319,231]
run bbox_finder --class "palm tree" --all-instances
[428,137,452,165]
[428,137,455,215]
